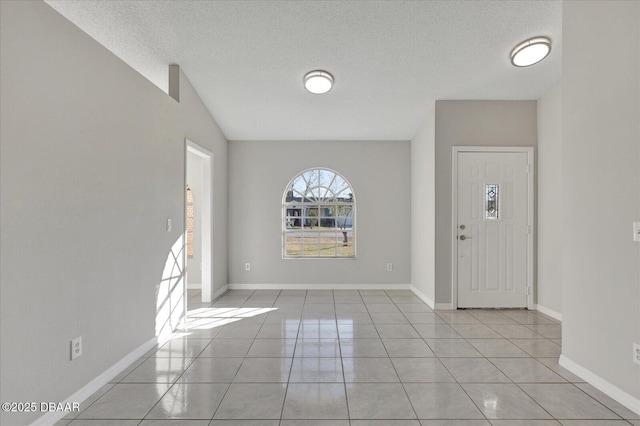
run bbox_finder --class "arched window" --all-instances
[283,168,355,258]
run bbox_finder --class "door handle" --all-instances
[459,235,472,240]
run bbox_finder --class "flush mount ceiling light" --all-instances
[510,37,552,67]
[303,70,333,94]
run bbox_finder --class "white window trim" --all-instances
[282,167,356,259]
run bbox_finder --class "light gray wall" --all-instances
[187,151,203,286]
[410,105,436,305]
[0,2,227,425]
[228,140,411,286]
[178,68,229,298]
[562,0,639,402]
[537,82,563,315]
[434,100,538,304]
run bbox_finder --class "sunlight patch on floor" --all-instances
[178,306,279,331]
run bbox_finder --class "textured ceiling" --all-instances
[45,1,562,141]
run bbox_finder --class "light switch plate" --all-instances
[633,222,640,242]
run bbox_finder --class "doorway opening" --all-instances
[185,139,213,303]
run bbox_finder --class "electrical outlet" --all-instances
[633,222,640,242]
[634,343,640,366]
[386,263,393,272]
[245,263,251,271]
[71,336,82,361]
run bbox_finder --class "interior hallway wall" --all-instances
[561,0,640,408]
[0,2,228,424]
[536,82,563,317]
[410,104,436,306]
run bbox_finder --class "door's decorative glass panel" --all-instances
[485,184,499,220]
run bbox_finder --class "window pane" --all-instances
[336,205,353,227]
[315,232,334,257]
[318,246,337,256]
[285,205,303,228]
[330,175,349,197]
[338,230,354,257]
[284,232,301,244]
[302,233,320,256]
[284,241,302,257]
[302,242,320,257]
[284,231,302,256]
[304,207,319,228]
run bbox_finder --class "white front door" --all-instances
[455,150,531,308]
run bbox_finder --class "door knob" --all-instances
[459,235,472,240]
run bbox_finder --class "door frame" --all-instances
[185,139,214,303]
[451,146,535,310]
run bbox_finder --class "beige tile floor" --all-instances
[57,289,640,425]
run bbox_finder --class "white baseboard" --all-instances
[409,285,435,309]
[405,285,454,311]
[31,333,176,426]
[210,284,228,301]
[533,303,562,321]
[559,354,640,416]
[186,282,201,290]
[228,283,412,291]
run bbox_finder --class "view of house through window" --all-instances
[283,168,355,258]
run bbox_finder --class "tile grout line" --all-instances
[461,311,558,422]
[278,289,306,422]
[436,336,491,423]
[336,289,352,423]
[383,289,422,422]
